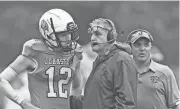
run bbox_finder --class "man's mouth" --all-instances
[91,42,99,46]
[139,53,146,57]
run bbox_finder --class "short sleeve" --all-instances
[165,67,180,108]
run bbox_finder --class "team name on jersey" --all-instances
[45,58,69,65]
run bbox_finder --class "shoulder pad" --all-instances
[75,43,83,53]
[21,39,44,57]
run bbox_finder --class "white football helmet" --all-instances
[39,8,79,51]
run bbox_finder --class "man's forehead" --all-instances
[134,37,151,43]
[90,22,111,30]
[91,23,103,28]
[57,31,71,35]
[57,32,71,38]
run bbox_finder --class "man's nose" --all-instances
[90,34,96,41]
[139,45,146,50]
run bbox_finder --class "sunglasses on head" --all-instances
[88,26,110,35]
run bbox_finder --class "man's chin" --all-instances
[91,46,99,53]
[138,57,148,62]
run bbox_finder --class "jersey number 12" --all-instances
[46,66,72,98]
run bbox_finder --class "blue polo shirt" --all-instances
[137,59,180,109]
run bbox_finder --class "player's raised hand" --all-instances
[74,43,83,61]
[20,99,40,109]
[70,44,83,70]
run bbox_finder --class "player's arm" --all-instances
[70,43,83,96]
[113,56,137,109]
[69,66,84,109]
[0,39,38,107]
[70,94,83,109]
[0,55,35,100]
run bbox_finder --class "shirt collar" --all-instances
[131,56,157,74]
[96,44,118,62]
[149,59,158,72]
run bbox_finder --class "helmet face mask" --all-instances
[39,9,79,52]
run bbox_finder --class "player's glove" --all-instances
[20,99,40,109]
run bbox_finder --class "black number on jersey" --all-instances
[45,66,72,98]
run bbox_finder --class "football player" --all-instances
[0,8,83,109]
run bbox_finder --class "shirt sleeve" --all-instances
[165,67,180,108]
[113,57,137,109]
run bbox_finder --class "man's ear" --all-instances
[149,42,152,48]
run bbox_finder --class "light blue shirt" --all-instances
[137,59,180,109]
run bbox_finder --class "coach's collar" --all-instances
[149,59,158,72]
